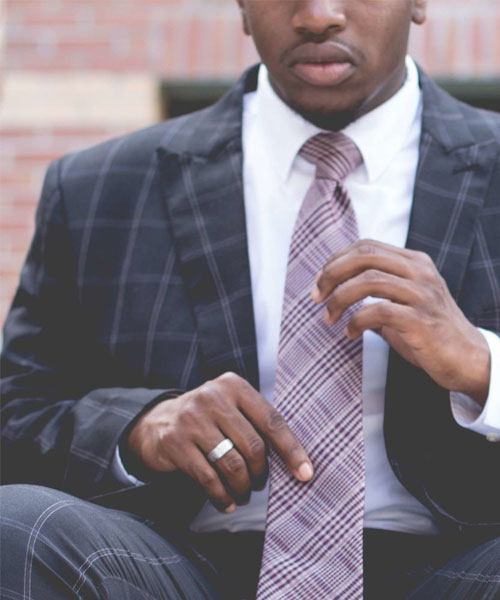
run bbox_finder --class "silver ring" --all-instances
[207,438,234,463]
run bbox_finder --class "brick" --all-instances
[1,0,500,328]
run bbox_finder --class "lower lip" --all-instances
[292,61,354,87]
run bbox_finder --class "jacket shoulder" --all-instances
[57,108,213,178]
[420,71,500,146]
[452,99,500,141]
[42,106,219,223]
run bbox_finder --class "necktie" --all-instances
[257,133,364,599]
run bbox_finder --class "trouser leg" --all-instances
[188,531,264,600]
[363,528,448,599]
[0,485,221,600]
[409,535,500,600]
[363,528,500,600]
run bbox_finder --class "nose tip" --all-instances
[292,0,347,36]
[292,0,347,34]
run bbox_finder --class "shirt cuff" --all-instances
[450,328,500,441]
[112,445,144,486]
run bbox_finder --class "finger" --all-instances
[324,270,423,325]
[215,410,268,490]
[328,239,425,265]
[197,431,252,504]
[344,301,417,339]
[251,405,313,483]
[181,447,237,513]
[312,240,429,303]
[313,242,413,302]
[225,377,313,482]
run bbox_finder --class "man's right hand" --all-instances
[127,372,314,513]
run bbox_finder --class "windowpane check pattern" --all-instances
[257,133,365,599]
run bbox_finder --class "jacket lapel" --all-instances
[404,71,497,299]
[384,71,500,524]
[157,67,260,388]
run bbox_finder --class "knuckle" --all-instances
[434,275,450,299]
[356,242,378,256]
[159,430,179,452]
[428,284,440,302]
[267,409,287,434]
[377,301,393,320]
[409,292,423,310]
[348,310,362,328]
[194,384,215,407]
[362,268,382,283]
[247,436,266,460]
[223,454,246,476]
[418,265,437,284]
[421,313,436,329]
[414,287,431,307]
[178,406,199,427]
[415,250,434,266]
[217,371,241,387]
[329,289,342,307]
[318,264,330,280]
[320,262,333,282]
[197,468,218,489]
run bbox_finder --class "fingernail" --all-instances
[344,326,353,339]
[223,503,236,514]
[297,462,314,482]
[311,285,321,302]
[323,308,333,324]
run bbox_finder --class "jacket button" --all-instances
[486,433,500,443]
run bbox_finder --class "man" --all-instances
[1,0,500,598]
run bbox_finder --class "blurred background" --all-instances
[1,0,500,327]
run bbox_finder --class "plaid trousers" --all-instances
[1,485,500,599]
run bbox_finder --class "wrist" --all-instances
[454,334,491,407]
[119,433,154,482]
[120,389,184,481]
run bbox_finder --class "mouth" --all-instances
[289,42,357,87]
[292,61,354,87]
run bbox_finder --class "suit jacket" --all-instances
[2,66,500,539]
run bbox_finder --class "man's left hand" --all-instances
[312,240,491,405]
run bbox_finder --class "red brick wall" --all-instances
[4,0,258,75]
[1,0,500,327]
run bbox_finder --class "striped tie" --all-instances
[257,132,364,599]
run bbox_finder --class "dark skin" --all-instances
[312,240,490,402]
[237,0,427,129]
[129,0,491,513]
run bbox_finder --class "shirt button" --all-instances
[486,433,500,443]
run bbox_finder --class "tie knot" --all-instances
[300,132,362,182]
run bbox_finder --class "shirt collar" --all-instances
[254,56,422,184]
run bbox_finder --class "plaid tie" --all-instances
[257,132,364,599]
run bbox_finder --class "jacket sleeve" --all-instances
[0,160,179,499]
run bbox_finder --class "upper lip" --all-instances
[288,41,357,66]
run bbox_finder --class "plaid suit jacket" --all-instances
[2,66,500,536]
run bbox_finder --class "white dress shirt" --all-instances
[189,57,500,534]
[117,57,500,535]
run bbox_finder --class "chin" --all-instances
[286,91,364,131]
[295,103,360,132]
